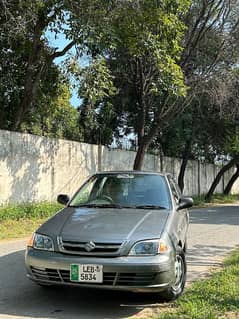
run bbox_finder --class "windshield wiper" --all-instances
[135,205,167,210]
[69,203,123,209]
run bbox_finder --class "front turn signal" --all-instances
[27,233,35,247]
[158,241,168,253]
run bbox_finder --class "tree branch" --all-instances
[50,40,75,60]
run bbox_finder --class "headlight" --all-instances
[28,233,54,251]
[129,239,169,256]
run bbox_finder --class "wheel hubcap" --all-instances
[173,255,184,290]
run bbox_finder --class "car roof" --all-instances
[95,170,170,177]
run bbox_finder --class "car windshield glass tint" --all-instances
[69,174,171,209]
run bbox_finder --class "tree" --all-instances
[68,0,190,166]
[73,58,118,145]
[224,164,239,195]
[157,69,239,192]
[157,106,203,191]
[205,156,239,201]
[0,0,75,130]
[205,129,239,201]
[20,77,82,141]
[71,0,239,171]
[155,0,239,191]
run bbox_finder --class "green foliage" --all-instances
[232,135,239,153]
[0,201,62,240]
[69,56,118,144]
[66,0,191,148]
[156,0,239,173]
[157,102,234,162]
[0,0,83,141]
[0,218,46,240]
[78,100,118,145]
[192,194,239,206]
[2,0,238,165]
[225,130,239,155]
[0,201,62,221]
[192,195,207,207]
[0,39,26,127]
[78,58,117,106]
[108,0,190,99]
[212,193,239,204]
[1,0,191,147]
[20,79,82,141]
[0,0,79,134]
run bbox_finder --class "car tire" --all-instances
[159,246,186,301]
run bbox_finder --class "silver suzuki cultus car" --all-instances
[25,171,193,301]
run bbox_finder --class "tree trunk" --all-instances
[133,115,161,171]
[223,164,239,195]
[11,64,45,130]
[205,156,239,202]
[10,11,46,131]
[133,142,148,170]
[178,140,191,192]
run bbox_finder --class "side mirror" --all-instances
[177,196,194,210]
[57,194,70,205]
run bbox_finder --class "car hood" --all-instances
[38,207,170,242]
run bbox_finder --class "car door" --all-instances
[167,176,189,248]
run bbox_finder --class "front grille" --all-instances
[31,267,156,287]
[58,237,122,256]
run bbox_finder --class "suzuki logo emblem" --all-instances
[85,241,96,252]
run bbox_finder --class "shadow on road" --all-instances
[189,206,239,225]
[186,243,234,282]
[0,250,166,319]
[186,205,239,282]
[187,244,234,266]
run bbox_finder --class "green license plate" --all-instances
[70,264,103,283]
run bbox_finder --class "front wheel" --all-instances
[159,247,186,301]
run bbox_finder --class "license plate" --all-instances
[70,264,103,283]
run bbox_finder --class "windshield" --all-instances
[69,173,171,209]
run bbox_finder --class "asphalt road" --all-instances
[0,204,238,319]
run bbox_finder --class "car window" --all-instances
[167,176,180,203]
[70,176,98,204]
[70,174,171,209]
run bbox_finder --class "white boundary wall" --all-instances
[0,129,238,204]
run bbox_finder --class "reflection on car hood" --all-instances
[44,207,170,242]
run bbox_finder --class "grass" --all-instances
[0,218,47,241]
[0,201,62,240]
[153,249,239,319]
[0,201,62,221]
[193,194,239,206]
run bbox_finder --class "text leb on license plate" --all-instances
[70,264,103,283]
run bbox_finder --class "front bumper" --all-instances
[25,248,175,292]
